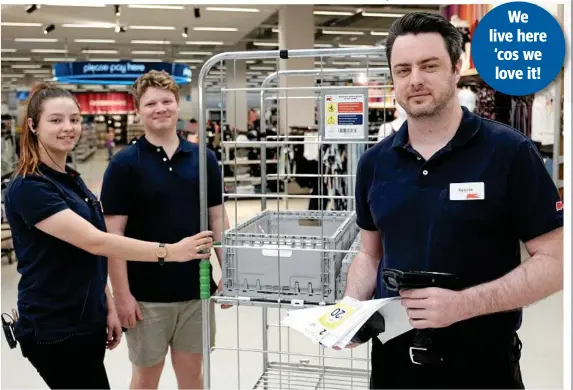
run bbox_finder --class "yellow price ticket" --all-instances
[318,302,356,330]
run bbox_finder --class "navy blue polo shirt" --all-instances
[4,163,108,342]
[356,107,563,336]
[100,135,222,303]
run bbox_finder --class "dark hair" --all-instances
[14,83,80,177]
[385,12,463,70]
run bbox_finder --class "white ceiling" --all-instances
[0,4,439,90]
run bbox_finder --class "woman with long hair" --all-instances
[3,83,214,389]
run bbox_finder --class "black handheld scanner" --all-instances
[381,268,460,291]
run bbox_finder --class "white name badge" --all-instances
[449,182,485,200]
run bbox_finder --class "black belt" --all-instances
[406,330,521,366]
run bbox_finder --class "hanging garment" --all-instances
[458,88,477,112]
[531,82,557,145]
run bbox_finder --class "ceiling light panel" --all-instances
[31,49,69,53]
[47,4,106,7]
[370,31,389,36]
[44,58,76,62]
[24,69,52,74]
[315,43,334,48]
[186,41,224,45]
[322,30,365,35]
[1,57,31,61]
[129,26,176,30]
[128,5,185,10]
[175,59,204,63]
[131,50,166,55]
[82,50,119,54]
[11,64,42,69]
[62,23,116,28]
[1,49,17,53]
[87,58,121,61]
[1,22,43,27]
[250,66,275,71]
[205,7,259,12]
[131,59,163,62]
[192,27,238,32]
[314,10,354,16]
[253,42,278,47]
[131,40,172,45]
[362,12,405,17]
[179,51,213,55]
[14,38,58,42]
[74,39,116,43]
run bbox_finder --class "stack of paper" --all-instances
[281,296,412,349]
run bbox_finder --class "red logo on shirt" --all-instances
[466,193,480,199]
[556,201,564,211]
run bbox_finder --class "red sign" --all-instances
[338,102,363,113]
[74,92,135,115]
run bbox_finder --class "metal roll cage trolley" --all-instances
[198,45,391,389]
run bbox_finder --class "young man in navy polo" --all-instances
[100,70,229,389]
[346,13,563,389]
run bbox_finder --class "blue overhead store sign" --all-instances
[52,61,192,85]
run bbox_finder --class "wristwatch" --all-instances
[156,243,167,265]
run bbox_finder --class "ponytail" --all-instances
[13,83,79,177]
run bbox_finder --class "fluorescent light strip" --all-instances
[250,66,275,71]
[131,59,163,62]
[1,57,31,61]
[82,50,118,54]
[205,7,259,12]
[193,27,238,32]
[44,58,76,62]
[1,49,17,53]
[2,22,43,27]
[339,44,373,48]
[14,38,59,42]
[253,42,278,47]
[11,64,42,69]
[47,4,105,7]
[322,30,365,35]
[87,58,120,62]
[24,69,52,74]
[132,50,166,55]
[31,49,68,53]
[131,40,172,45]
[362,12,405,17]
[179,51,213,55]
[370,31,389,36]
[315,43,333,48]
[186,41,224,45]
[74,39,116,43]
[128,5,185,10]
[62,23,116,28]
[1,74,26,78]
[176,59,204,63]
[314,10,354,16]
[332,61,362,65]
[129,26,176,30]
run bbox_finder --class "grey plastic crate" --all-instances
[222,210,359,304]
[336,233,361,300]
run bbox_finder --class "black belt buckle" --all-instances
[409,346,444,366]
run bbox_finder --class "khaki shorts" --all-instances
[125,300,216,367]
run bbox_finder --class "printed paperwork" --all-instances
[281,296,412,349]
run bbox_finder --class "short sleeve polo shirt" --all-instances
[4,164,108,341]
[355,107,563,336]
[100,135,223,303]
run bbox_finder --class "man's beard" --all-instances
[402,80,457,119]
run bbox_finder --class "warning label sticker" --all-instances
[323,94,366,140]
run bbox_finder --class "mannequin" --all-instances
[378,102,407,141]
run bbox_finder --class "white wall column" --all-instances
[225,45,248,131]
[278,5,315,133]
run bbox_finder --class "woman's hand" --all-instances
[168,231,214,262]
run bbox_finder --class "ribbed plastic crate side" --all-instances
[221,210,359,304]
[335,233,361,300]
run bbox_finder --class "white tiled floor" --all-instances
[1,149,564,389]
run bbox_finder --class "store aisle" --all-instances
[1,150,564,389]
